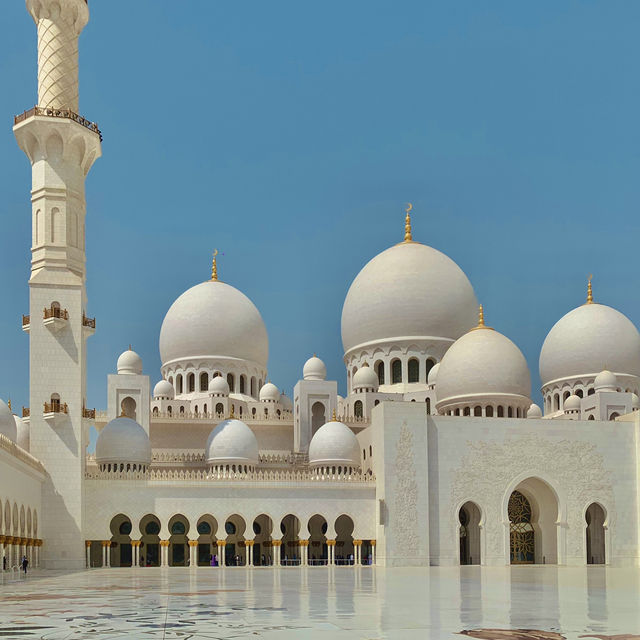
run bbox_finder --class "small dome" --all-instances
[259,382,280,402]
[0,400,17,442]
[15,415,29,451]
[539,302,640,387]
[352,363,379,391]
[594,369,617,392]
[303,355,326,381]
[527,403,542,419]
[308,419,360,468]
[117,348,142,375]
[632,393,640,409]
[153,380,174,399]
[206,419,259,466]
[564,394,581,412]
[436,323,531,410]
[208,375,230,396]
[96,417,151,466]
[427,362,440,386]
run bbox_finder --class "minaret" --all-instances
[13,0,101,569]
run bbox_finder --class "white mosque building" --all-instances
[1,0,639,572]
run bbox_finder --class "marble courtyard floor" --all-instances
[1,566,639,639]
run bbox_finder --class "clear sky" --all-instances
[1,1,640,415]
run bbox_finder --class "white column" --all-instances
[106,542,111,567]
[372,541,376,565]
[85,542,91,568]
[189,541,197,568]
[247,542,253,567]
[161,542,169,567]
[0,540,4,570]
[218,542,225,567]
[101,542,106,567]
[35,544,40,568]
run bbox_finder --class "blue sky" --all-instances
[1,0,640,413]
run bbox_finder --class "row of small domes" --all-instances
[95,412,360,470]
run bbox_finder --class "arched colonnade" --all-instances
[0,496,41,570]
[88,512,375,568]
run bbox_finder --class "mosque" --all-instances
[1,0,639,572]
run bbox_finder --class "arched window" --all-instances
[176,374,183,394]
[553,393,560,410]
[408,359,419,383]
[425,358,436,381]
[586,503,606,564]
[227,373,235,392]
[576,389,584,398]
[152,406,158,415]
[497,406,504,418]
[203,403,207,415]
[426,398,431,414]
[251,377,256,397]
[215,402,224,415]
[354,400,363,418]
[187,373,195,393]
[121,396,136,420]
[240,375,246,394]
[463,407,471,416]
[486,406,494,417]
[167,406,172,416]
[563,390,570,402]
[200,372,209,391]
[391,359,402,384]
[609,412,619,421]
[375,361,385,385]
[588,414,595,420]
[509,490,534,564]
[587,387,595,396]
[374,399,380,406]
[179,406,185,415]
[474,406,482,417]
[508,407,513,418]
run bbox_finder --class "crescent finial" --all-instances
[403,202,413,242]
[211,250,219,282]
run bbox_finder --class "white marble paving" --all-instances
[0,566,639,639]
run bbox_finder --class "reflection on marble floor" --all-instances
[1,566,640,639]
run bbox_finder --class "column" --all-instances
[188,540,198,568]
[105,541,111,567]
[371,540,376,565]
[20,539,26,565]
[0,536,5,571]
[85,541,91,568]
[272,540,281,566]
[35,541,40,568]
[327,539,336,565]
[353,540,362,565]
[245,540,254,566]
[217,541,225,566]
[100,541,107,567]
[131,540,140,567]
[300,540,309,566]
[160,541,169,567]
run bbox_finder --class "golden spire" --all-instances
[7,399,11,412]
[403,203,413,243]
[332,408,337,421]
[211,249,218,282]
[471,304,493,331]
[586,274,593,304]
[229,404,235,419]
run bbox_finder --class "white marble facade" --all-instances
[2,0,640,574]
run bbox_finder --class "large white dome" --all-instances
[436,324,531,408]
[341,242,477,354]
[539,303,640,387]
[96,417,151,466]
[159,280,268,368]
[206,419,259,466]
[308,420,360,468]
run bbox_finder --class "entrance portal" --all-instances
[586,503,606,564]
[509,490,534,564]
[459,502,481,565]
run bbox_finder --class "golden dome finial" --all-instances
[478,304,485,327]
[229,403,235,419]
[332,408,337,421]
[211,249,218,282]
[587,274,593,304]
[403,203,413,243]
[7,399,11,412]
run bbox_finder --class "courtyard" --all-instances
[0,565,639,639]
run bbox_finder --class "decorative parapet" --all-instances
[43,305,69,320]
[147,410,294,423]
[339,415,370,426]
[82,313,96,329]
[22,407,30,418]
[0,432,46,474]
[44,401,68,414]
[82,406,96,419]
[85,467,376,484]
[14,106,102,141]
[152,451,206,464]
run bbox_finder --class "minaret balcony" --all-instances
[43,401,68,422]
[82,407,96,419]
[43,305,68,332]
[22,314,30,333]
[14,106,102,142]
[82,313,96,337]
[21,407,30,425]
